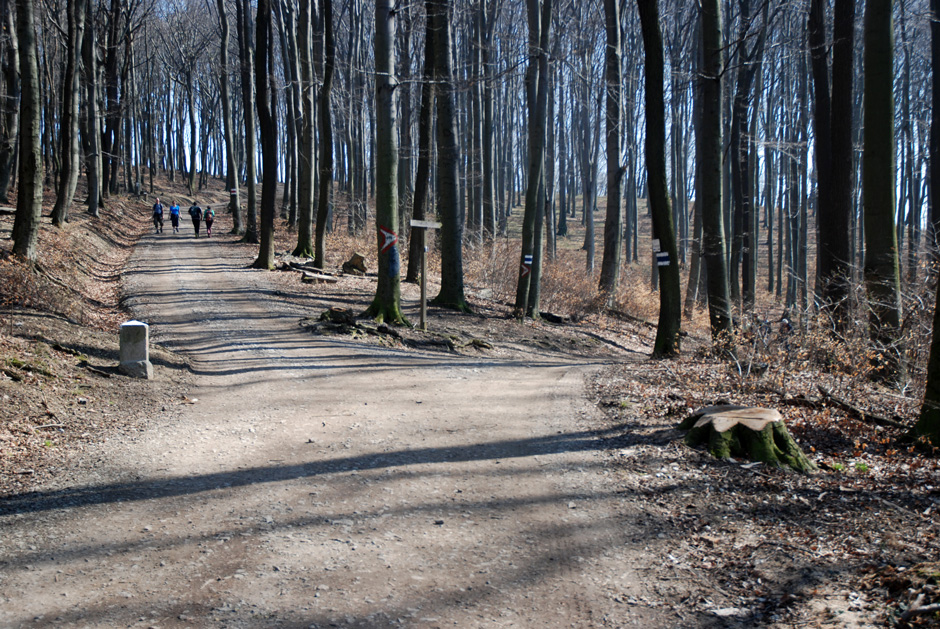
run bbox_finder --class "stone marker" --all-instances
[119,320,153,379]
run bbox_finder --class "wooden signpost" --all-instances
[410,219,442,331]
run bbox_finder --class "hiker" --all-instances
[189,202,203,237]
[204,206,215,237]
[152,198,164,233]
[169,202,181,233]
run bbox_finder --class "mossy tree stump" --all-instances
[679,405,817,473]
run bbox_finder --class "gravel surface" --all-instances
[0,225,678,628]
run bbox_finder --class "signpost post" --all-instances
[410,219,442,331]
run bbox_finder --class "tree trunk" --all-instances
[598,0,624,303]
[366,0,406,324]
[405,11,435,285]
[699,0,733,343]
[931,0,940,261]
[0,1,18,204]
[514,0,552,317]
[216,0,242,233]
[11,0,42,261]
[863,0,906,383]
[51,0,86,227]
[252,0,278,270]
[638,0,681,357]
[83,4,101,216]
[313,0,335,269]
[429,0,468,312]
[237,0,260,244]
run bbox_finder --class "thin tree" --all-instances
[365,0,407,324]
[11,0,42,261]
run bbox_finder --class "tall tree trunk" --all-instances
[252,0,278,269]
[83,4,101,216]
[0,0,18,204]
[236,0,260,244]
[638,0,681,356]
[11,0,41,261]
[429,0,468,311]
[405,12,435,285]
[51,0,86,226]
[598,0,624,302]
[313,0,335,269]
[863,0,905,383]
[292,0,316,256]
[217,0,242,233]
[366,0,406,324]
[514,0,552,317]
[699,0,733,342]
[916,0,940,445]
[931,0,940,262]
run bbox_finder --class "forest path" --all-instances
[0,225,675,628]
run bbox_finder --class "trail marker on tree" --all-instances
[411,219,441,331]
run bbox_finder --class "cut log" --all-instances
[680,405,817,473]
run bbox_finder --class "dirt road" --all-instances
[0,228,678,627]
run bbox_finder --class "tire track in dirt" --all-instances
[0,228,677,627]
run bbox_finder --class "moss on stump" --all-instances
[680,405,817,474]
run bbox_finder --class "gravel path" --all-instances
[0,227,675,628]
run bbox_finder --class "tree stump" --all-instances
[679,405,817,473]
[342,252,367,276]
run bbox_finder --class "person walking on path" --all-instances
[189,202,203,238]
[152,198,165,233]
[204,206,215,237]
[169,202,181,233]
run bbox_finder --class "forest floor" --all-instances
[0,187,938,628]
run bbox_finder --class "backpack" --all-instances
[152,203,163,217]
[204,208,214,220]
[189,205,201,219]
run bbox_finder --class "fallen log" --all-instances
[302,271,339,284]
[817,386,908,430]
